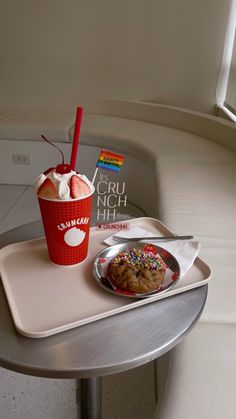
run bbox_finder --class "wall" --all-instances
[0,0,231,114]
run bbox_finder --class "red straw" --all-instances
[70,106,83,170]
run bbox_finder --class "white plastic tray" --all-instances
[0,217,211,338]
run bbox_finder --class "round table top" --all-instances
[0,221,207,379]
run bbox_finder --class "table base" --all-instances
[77,378,102,419]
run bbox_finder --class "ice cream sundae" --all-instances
[35,107,94,266]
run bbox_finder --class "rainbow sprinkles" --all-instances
[113,248,168,271]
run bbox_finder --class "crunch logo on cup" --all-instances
[57,217,89,231]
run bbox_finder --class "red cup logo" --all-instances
[64,227,86,247]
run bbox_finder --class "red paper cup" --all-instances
[38,187,94,266]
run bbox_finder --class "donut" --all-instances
[107,248,167,293]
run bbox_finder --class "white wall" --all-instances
[0,0,231,114]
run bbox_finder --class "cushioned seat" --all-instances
[0,110,74,141]
[157,161,236,323]
[154,322,236,419]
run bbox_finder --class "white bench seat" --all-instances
[154,322,236,419]
[158,161,236,323]
[0,109,74,142]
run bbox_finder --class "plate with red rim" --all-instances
[92,241,181,299]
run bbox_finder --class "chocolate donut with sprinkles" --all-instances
[107,248,168,293]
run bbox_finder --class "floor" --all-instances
[0,184,156,419]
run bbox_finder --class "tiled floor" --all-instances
[0,184,156,419]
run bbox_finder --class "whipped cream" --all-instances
[35,170,93,200]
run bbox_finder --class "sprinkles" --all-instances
[112,248,168,271]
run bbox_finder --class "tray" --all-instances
[0,217,211,338]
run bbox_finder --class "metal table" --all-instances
[0,221,207,419]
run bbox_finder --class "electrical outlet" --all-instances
[12,153,31,165]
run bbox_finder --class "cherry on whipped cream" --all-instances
[56,164,72,174]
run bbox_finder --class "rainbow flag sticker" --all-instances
[96,149,125,172]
